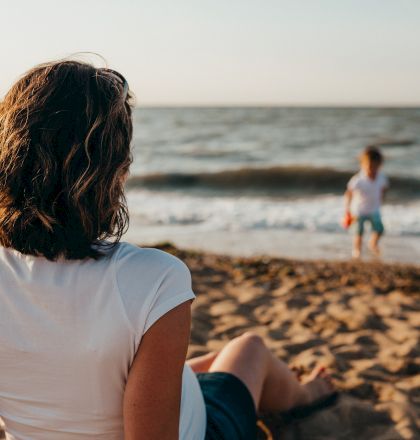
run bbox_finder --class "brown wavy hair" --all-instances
[0,60,133,260]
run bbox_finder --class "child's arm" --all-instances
[344,189,353,214]
[381,187,387,203]
[381,176,389,204]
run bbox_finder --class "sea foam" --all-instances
[127,189,420,237]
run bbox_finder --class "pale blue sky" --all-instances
[1,0,419,105]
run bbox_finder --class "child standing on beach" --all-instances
[344,146,389,259]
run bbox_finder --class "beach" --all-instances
[2,105,419,438]
[127,107,420,438]
[125,106,420,266]
[155,242,420,440]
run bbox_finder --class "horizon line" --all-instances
[137,103,420,109]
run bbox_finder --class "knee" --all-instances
[237,332,265,351]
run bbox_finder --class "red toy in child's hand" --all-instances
[341,212,354,229]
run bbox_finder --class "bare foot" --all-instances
[291,365,306,382]
[368,244,381,258]
[298,367,336,406]
[352,248,361,259]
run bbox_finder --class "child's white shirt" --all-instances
[347,171,389,216]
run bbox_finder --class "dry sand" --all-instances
[158,243,420,440]
[1,243,418,440]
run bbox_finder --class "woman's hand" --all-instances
[123,301,192,440]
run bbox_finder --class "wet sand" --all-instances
[125,226,420,265]
[158,243,420,440]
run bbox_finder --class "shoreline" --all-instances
[125,226,420,266]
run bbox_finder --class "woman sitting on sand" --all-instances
[0,60,335,440]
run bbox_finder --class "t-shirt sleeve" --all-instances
[381,174,389,189]
[347,175,359,191]
[143,257,195,333]
[114,243,195,340]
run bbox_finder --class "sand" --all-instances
[159,243,420,440]
[1,243,419,439]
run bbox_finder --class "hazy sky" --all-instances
[1,0,419,105]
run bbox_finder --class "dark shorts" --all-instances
[196,372,257,440]
[355,211,384,236]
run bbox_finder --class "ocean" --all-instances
[124,107,420,263]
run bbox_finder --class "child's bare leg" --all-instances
[187,351,219,373]
[353,235,362,258]
[207,332,334,413]
[368,232,381,256]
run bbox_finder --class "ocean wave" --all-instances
[373,138,416,147]
[126,191,420,237]
[126,166,420,200]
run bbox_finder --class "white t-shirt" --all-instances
[347,171,389,216]
[0,242,206,440]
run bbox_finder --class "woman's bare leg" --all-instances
[186,351,219,373]
[207,332,334,413]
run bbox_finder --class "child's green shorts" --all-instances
[355,211,384,236]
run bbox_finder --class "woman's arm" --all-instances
[123,301,192,440]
